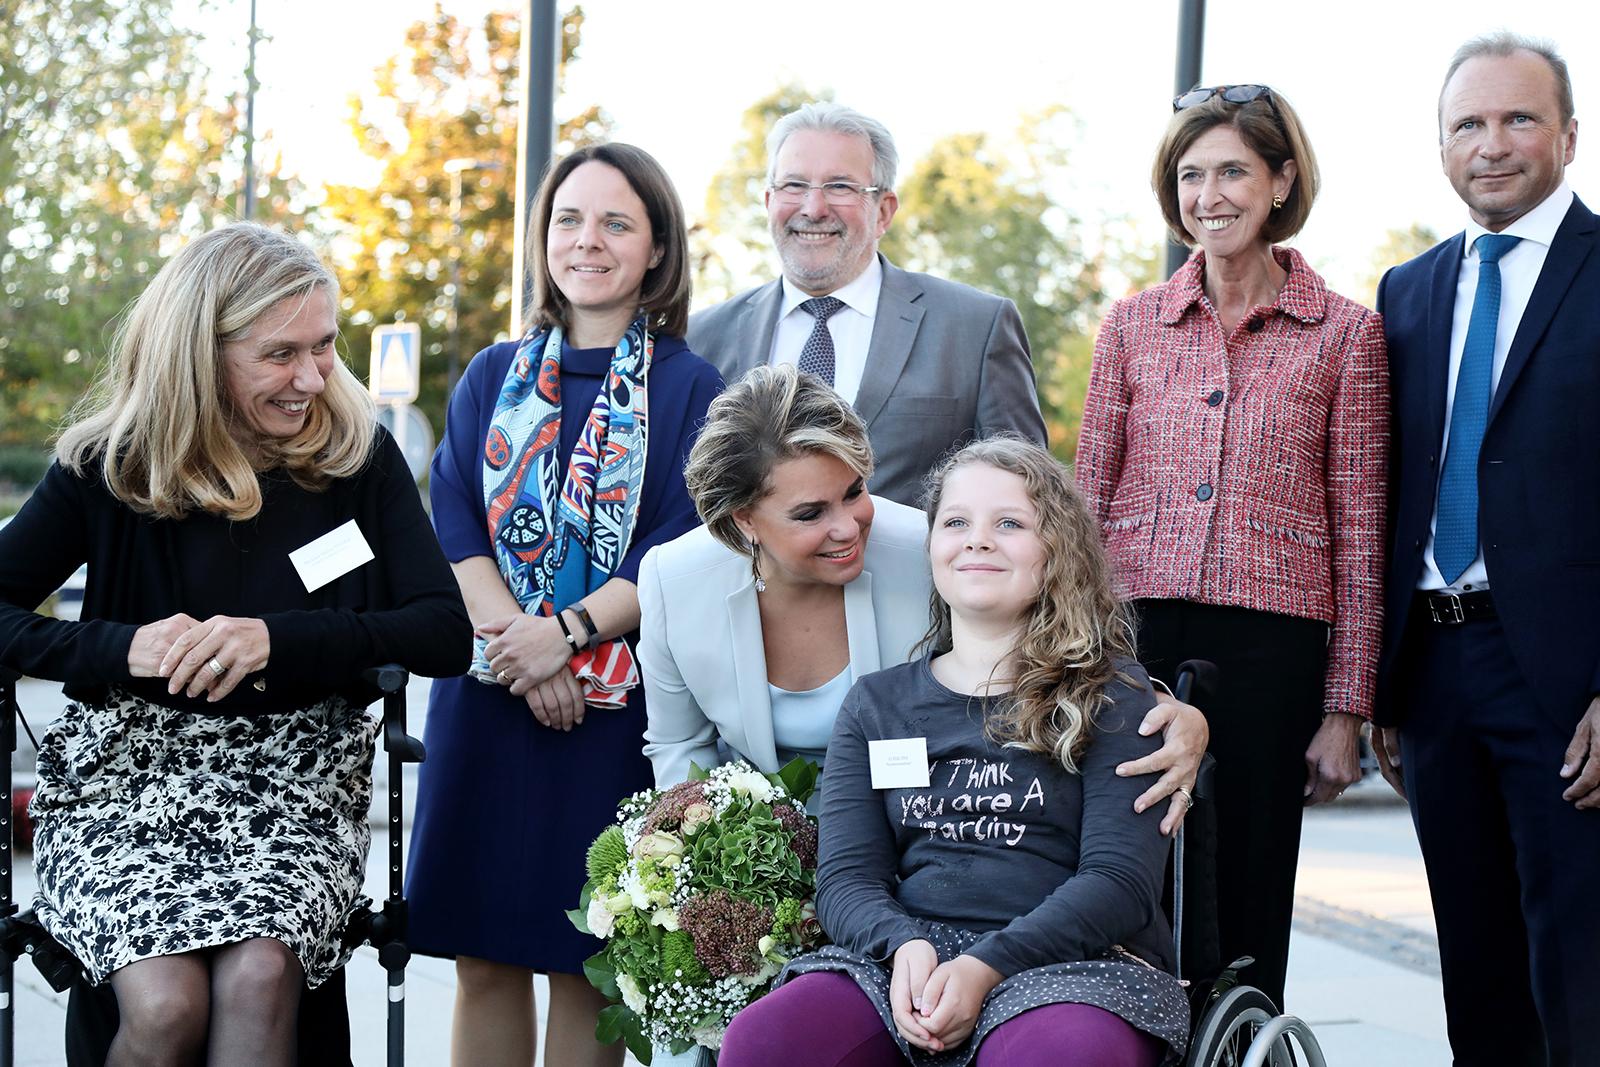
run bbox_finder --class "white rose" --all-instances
[726,769,775,803]
[691,1024,725,1050]
[650,907,681,931]
[681,802,714,835]
[604,891,634,915]
[586,896,616,938]
[617,972,648,1015]
[632,830,685,860]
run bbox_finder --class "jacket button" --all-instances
[1196,483,1213,501]
[1413,539,1423,549]
[1246,318,1265,333]
[1206,389,1224,407]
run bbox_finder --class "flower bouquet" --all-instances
[568,758,823,1063]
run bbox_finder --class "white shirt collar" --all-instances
[1463,182,1573,257]
[779,254,883,319]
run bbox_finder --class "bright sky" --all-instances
[209,0,1597,300]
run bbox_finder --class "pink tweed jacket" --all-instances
[1076,247,1389,720]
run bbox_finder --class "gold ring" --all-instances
[1176,786,1194,808]
[207,657,227,677]
[497,670,510,685]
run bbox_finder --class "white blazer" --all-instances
[638,496,932,787]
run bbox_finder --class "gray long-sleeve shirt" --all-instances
[815,656,1175,978]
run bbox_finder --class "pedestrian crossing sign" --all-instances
[370,323,422,404]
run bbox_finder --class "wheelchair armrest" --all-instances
[362,664,426,764]
[0,908,83,993]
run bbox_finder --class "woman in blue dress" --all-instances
[406,143,722,1067]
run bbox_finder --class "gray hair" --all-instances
[1439,32,1575,136]
[765,102,899,193]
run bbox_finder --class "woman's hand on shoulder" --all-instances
[918,953,1004,1050]
[482,614,571,691]
[1117,691,1210,835]
[889,939,941,1051]
[128,613,201,678]
[158,615,271,702]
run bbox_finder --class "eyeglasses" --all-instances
[769,180,882,204]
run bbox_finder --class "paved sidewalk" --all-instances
[10,677,1452,1065]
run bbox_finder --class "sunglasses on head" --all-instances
[1173,84,1285,126]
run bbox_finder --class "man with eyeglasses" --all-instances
[1373,31,1600,1067]
[688,102,1046,506]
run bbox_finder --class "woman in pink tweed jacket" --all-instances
[1075,85,1388,1010]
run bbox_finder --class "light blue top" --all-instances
[769,666,852,767]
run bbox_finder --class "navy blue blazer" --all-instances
[1375,196,1600,728]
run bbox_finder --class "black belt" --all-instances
[1417,589,1496,625]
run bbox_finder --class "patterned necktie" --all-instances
[1435,233,1522,584]
[797,296,847,387]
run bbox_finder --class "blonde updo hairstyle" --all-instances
[683,364,873,558]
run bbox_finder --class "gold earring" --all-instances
[1271,194,1284,210]
[749,540,766,593]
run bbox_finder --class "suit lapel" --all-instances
[1424,234,1465,448]
[734,281,785,380]
[843,571,882,681]
[1488,198,1599,425]
[726,582,778,769]
[853,256,925,427]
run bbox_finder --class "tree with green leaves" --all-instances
[0,0,302,464]
[323,4,607,433]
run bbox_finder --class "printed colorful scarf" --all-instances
[474,319,651,708]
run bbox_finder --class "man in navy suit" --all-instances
[1373,32,1600,1066]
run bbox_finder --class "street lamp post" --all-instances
[444,158,503,398]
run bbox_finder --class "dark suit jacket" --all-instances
[1375,196,1600,728]
[687,254,1047,505]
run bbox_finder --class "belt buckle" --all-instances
[1429,593,1466,625]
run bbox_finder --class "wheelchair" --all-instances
[0,664,425,1067]
[1169,660,1327,1067]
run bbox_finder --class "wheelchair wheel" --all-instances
[1186,985,1297,1067]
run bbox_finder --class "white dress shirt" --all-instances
[1421,182,1574,592]
[769,255,882,405]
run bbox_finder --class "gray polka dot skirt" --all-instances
[778,921,1190,1065]
[29,689,377,988]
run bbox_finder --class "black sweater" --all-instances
[0,428,470,713]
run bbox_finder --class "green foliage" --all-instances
[586,824,628,883]
[0,0,307,448]
[775,756,818,806]
[323,4,608,434]
[583,948,620,1000]
[595,1003,651,1063]
[1360,224,1441,308]
[685,801,804,909]
[0,445,50,491]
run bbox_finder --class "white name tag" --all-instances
[868,737,931,789]
[289,520,375,592]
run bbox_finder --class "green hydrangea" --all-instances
[659,929,710,984]
[586,825,628,883]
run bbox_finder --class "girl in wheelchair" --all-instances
[719,438,1188,1067]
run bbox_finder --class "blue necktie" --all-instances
[1435,233,1521,584]
[797,296,846,387]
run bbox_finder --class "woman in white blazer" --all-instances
[638,367,1207,835]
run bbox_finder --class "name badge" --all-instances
[289,520,375,592]
[868,737,931,790]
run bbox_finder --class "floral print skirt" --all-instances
[29,689,378,988]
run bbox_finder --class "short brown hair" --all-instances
[1150,87,1320,246]
[524,142,691,337]
[683,364,873,557]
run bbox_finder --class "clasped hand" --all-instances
[481,615,588,732]
[890,939,1003,1053]
[128,612,271,702]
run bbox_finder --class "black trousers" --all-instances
[1397,612,1600,1067]
[1134,598,1327,1010]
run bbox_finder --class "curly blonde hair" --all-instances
[57,223,374,520]
[917,437,1136,771]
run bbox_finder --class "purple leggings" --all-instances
[720,972,1166,1067]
